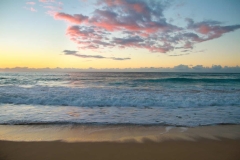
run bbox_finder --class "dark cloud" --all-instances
[192,65,205,70]
[173,64,190,70]
[187,18,240,41]
[63,50,130,61]
[63,50,78,55]
[113,36,144,46]
[211,65,222,70]
[3,65,240,72]
[111,57,131,60]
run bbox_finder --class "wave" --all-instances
[0,85,240,107]
[1,103,239,127]
[0,120,238,127]
[1,83,240,107]
[132,78,240,83]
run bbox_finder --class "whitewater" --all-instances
[0,72,240,127]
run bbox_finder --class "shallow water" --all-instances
[0,125,239,142]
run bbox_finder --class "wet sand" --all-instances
[0,125,240,160]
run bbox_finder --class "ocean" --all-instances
[0,72,240,127]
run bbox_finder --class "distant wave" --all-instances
[132,78,240,83]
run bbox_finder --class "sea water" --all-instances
[0,72,240,127]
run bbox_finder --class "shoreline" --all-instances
[0,124,240,142]
[1,125,240,160]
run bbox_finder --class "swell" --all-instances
[132,78,240,83]
[0,85,240,107]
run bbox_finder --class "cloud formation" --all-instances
[63,50,130,61]
[30,7,37,12]
[54,13,88,24]
[24,6,37,12]
[28,0,240,56]
[39,0,55,3]
[186,18,240,42]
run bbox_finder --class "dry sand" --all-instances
[1,139,240,160]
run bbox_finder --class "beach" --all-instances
[0,125,240,160]
[0,72,240,160]
[1,0,240,158]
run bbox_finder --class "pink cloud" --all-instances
[101,0,149,13]
[39,0,240,55]
[187,19,240,41]
[54,12,88,24]
[39,0,55,3]
[90,0,169,33]
[66,26,110,50]
[132,3,146,13]
[55,0,180,53]
[198,25,212,34]
[39,0,48,2]
[66,26,89,38]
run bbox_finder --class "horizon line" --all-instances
[0,65,240,73]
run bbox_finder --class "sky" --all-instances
[0,0,240,70]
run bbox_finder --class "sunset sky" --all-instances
[0,0,240,69]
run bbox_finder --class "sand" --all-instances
[0,125,240,160]
[1,139,240,160]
